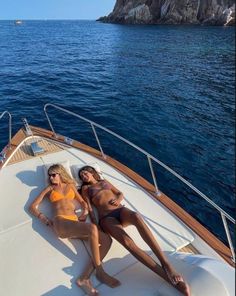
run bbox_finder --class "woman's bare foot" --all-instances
[176,280,191,296]
[96,266,121,288]
[162,264,183,285]
[77,278,99,296]
[162,264,190,296]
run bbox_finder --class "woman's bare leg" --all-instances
[120,209,169,264]
[55,219,101,265]
[100,216,190,296]
[54,218,119,290]
[100,218,164,274]
[120,208,190,295]
[78,230,120,288]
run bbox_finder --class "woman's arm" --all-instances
[73,184,89,221]
[81,186,98,225]
[29,186,53,226]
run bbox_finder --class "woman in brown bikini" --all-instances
[29,164,120,296]
[79,165,191,296]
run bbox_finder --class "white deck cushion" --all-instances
[71,162,104,188]
[165,253,235,296]
[0,146,202,296]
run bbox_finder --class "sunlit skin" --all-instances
[79,170,124,216]
[29,165,120,296]
[79,168,191,296]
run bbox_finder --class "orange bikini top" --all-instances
[49,187,75,203]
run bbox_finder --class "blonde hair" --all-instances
[48,164,75,185]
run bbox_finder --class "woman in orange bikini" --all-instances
[79,166,191,296]
[29,164,120,296]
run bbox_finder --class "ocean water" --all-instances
[0,20,235,245]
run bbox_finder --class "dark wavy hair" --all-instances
[78,165,102,185]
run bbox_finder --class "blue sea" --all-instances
[0,20,235,245]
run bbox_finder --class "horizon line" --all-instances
[0,18,103,21]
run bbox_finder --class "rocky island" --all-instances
[98,0,235,26]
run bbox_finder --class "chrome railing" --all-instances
[0,111,12,162]
[44,103,235,262]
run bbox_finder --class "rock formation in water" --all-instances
[98,0,235,25]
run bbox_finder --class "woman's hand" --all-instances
[109,192,124,207]
[78,208,89,222]
[39,213,53,227]
[109,198,119,207]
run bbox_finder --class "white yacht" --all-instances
[14,20,23,25]
[0,104,235,296]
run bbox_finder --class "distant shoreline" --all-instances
[99,1,235,27]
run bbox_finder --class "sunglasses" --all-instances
[48,173,59,178]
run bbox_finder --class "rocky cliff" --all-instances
[99,0,235,25]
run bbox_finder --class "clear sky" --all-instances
[0,0,116,20]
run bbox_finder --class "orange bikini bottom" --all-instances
[55,214,78,221]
